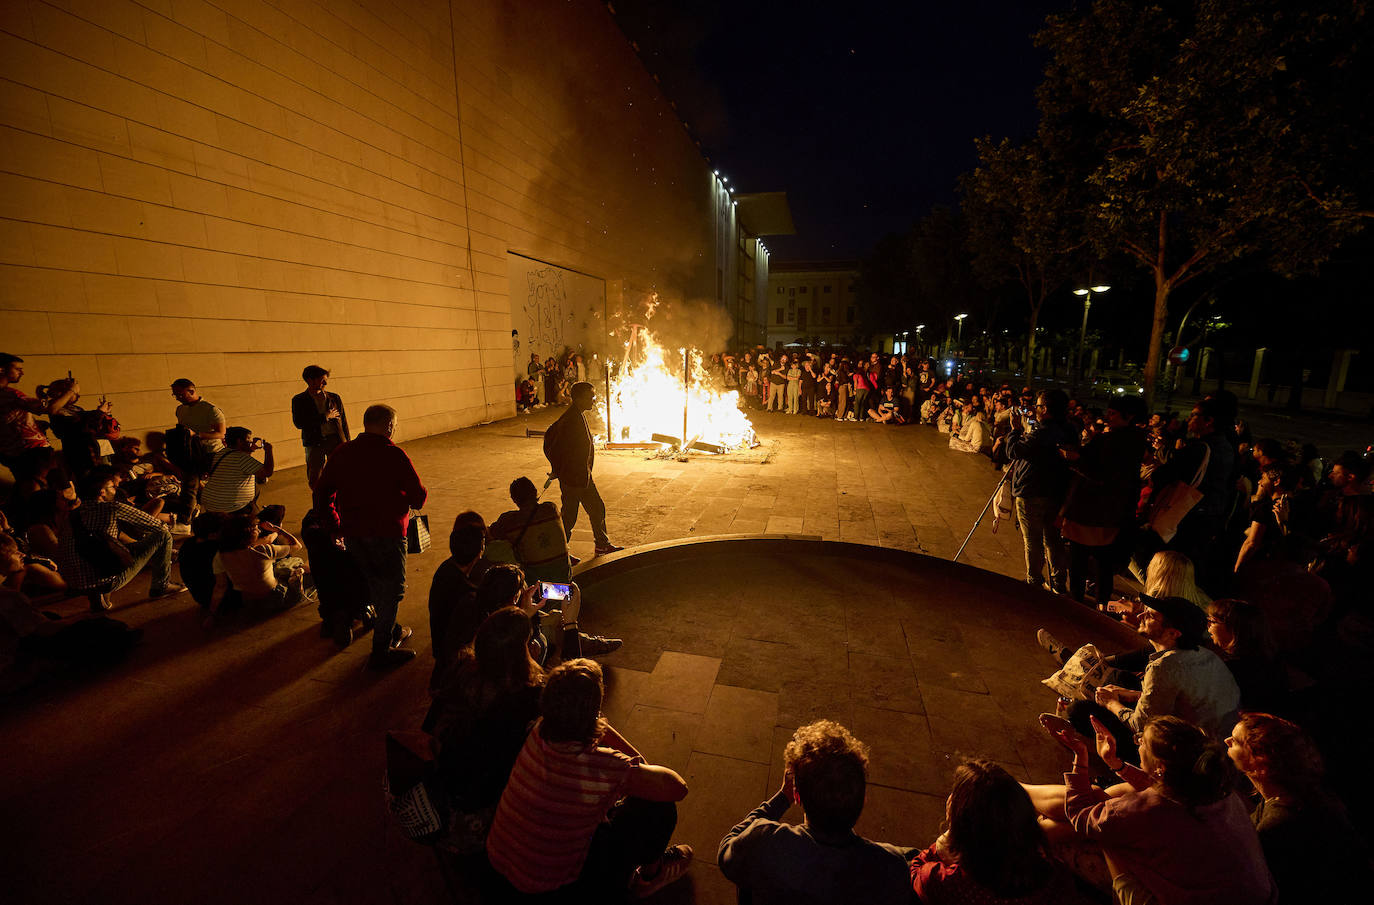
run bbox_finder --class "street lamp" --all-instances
[954,313,968,349]
[1071,285,1110,385]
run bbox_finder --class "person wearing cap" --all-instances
[1092,595,1239,758]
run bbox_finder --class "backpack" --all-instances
[164,425,204,474]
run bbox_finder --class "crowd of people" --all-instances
[5,341,1372,901]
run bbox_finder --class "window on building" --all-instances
[822,307,831,324]
[776,308,784,324]
[798,308,808,329]
[846,307,855,324]
[799,286,807,294]
[789,288,795,297]
[823,285,832,293]
[777,286,784,294]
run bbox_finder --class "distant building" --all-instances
[765,262,861,349]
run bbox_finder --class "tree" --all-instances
[855,207,983,349]
[1035,0,1368,407]
[961,137,1085,380]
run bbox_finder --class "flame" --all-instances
[596,325,755,450]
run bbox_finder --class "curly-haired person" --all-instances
[718,719,911,904]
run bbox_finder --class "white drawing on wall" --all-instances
[523,267,567,353]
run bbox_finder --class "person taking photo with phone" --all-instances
[198,426,274,514]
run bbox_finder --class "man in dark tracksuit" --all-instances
[544,382,623,557]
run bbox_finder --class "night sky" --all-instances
[610,0,1071,262]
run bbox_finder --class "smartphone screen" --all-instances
[539,581,571,601]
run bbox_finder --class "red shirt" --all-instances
[313,433,426,537]
[0,386,51,457]
[486,724,634,893]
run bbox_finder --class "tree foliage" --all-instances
[1030,0,1368,406]
[961,137,1087,379]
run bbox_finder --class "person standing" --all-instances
[313,404,427,669]
[785,358,802,414]
[544,382,622,557]
[526,353,545,406]
[1006,389,1077,592]
[170,379,226,455]
[767,355,788,412]
[291,365,350,489]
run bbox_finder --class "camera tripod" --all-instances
[953,468,1011,563]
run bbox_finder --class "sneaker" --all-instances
[391,624,413,649]
[149,582,187,599]
[579,633,623,657]
[630,844,693,898]
[88,592,112,612]
[1036,629,1067,664]
[594,543,624,556]
[367,647,417,669]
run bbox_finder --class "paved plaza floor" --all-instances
[2,406,1144,904]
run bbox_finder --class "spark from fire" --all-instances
[597,324,755,450]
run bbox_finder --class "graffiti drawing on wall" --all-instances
[523,267,567,353]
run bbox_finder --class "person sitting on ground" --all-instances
[110,436,184,524]
[1039,594,1241,757]
[428,521,486,688]
[868,386,902,424]
[948,399,991,454]
[199,426,274,514]
[455,563,619,667]
[170,378,226,456]
[301,508,374,650]
[179,512,233,612]
[0,511,64,596]
[1025,714,1276,905]
[54,471,183,611]
[206,513,308,623]
[424,606,549,852]
[0,353,80,483]
[1206,599,1287,714]
[486,658,694,899]
[910,758,1080,905]
[1225,712,1372,904]
[39,377,118,478]
[489,476,571,584]
[718,720,912,905]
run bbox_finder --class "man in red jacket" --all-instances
[314,404,427,669]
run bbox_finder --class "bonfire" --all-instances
[597,324,756,451]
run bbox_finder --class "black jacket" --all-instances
[1007,417,1078,500]
[544,406,594,488]
[290,390,350,446]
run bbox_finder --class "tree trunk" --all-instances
[1142,279,1171,410]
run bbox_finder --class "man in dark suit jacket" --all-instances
[543,382,622,557]
[291,365,350,489]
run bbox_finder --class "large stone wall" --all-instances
[0,0,715,465]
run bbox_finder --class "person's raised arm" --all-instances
[256,439,275,481]
[260,521,301,553]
